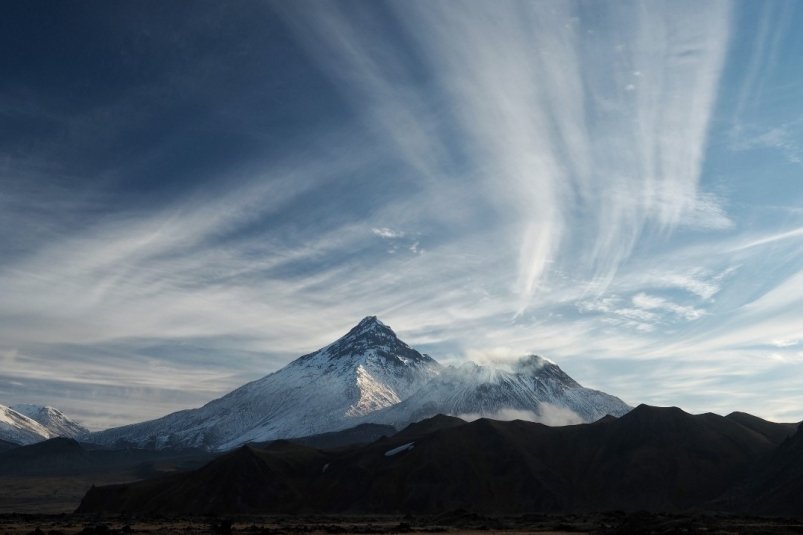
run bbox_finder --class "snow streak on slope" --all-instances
[88,317,440,450]
[11,404,89,439]
[0,404,53,445]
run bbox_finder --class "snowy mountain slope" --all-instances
[0,404,53,445]
[11,404,89,439]
[365,355,631,428]
[88,317,441,450]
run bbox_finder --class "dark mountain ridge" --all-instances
[740,422,803,516]
[254,422,396,450]
[77,405,801,516]
[0,437,215,477]
[0,438,18,453]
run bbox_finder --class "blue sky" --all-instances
[2,1,803,429]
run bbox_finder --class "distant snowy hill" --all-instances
[11,404,89,439]
[88,317,441,450]
[88,316,631,451]
[0,404,53,445]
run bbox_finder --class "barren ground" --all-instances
[2,512,803,535]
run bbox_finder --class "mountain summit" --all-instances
[89,317,440,450]
[0,404,53,445]
[1,403,88,445]
[11,404,89,439]
[88,317,630,451]
[287,316,439,418]
[298,315,435,368]
[513,354,579,385]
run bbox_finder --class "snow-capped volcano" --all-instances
[88,316,441,450]
[88,317,631,451]
[0,404,53,445]
[11,404,89,439]
[366,355,631,427]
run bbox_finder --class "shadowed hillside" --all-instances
[744,422,803,516]
[78,406,798,515]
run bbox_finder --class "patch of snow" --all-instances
[345,365,403,417]
[384,441,415,457]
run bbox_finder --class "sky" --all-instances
[2,0,803,430]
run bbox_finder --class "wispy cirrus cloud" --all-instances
[4,1,803,428]
[278,0,734,308]
[730,123,802,164]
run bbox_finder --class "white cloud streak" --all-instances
[372,227,405,239]
[632,293,705,321]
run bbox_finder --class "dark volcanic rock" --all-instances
[0,438,19,453]
[725,411,797,444]
[256,423,397,451]
[743,422,803,516]
[0,437,92,474]
[79,443,327,514]
[0,436,215,478]
[391,414,467,442]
